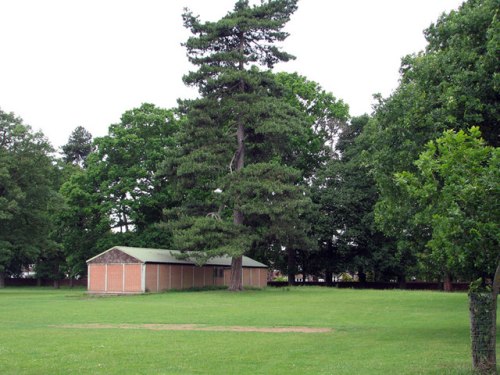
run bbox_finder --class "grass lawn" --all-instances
[0,286,497,374]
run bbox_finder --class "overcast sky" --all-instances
[1,0,464,148]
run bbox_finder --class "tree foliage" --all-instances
[0,109,58,284]
[174,0,307,290]
[396,127,499,281]
[363,0,499,281]
[61,126,93,166]
[396,126,499,373]
[89,103,179,234]
[56,104,179,277]
[311,115,398,282]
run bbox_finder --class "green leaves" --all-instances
[0,108,58,278]
[396,127,499,280]
[363,0,499,281]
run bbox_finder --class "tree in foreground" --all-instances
[363,0,499,285]
[177,0,307,290]
[396,127,499,373]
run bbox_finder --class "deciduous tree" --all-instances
[396,127,499,373]
[0,109,58,286]
[363,0,499,284]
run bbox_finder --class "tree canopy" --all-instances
[173,0,307,290]
[0,0,497,301]
[0,109,58,285]
[396,127,499,282]
[362,0,500,282]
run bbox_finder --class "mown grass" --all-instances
[0,286,497,374]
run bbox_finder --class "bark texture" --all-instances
[229,255,243,291]
[469,286,497,374]
[229,121,245,291]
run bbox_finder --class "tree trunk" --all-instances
[398,274,407,289]
[69,278,74,288]
[53,280,60,289]
[228,33,246,292]
[287,248,296,286]
[468,265,499,374]
[358,269,367,284]
[443,272,453,292]
[469,290,496,374]
[229,119,245,291]
[325,270,333,286]
[229,255,243,291]
[0,272,4,288]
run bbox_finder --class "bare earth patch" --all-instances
[55,323,331,333]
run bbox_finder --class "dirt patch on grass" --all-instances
[55,323,331,333]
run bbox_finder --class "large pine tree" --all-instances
[174,0,307,290]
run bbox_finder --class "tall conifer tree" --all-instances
[176,0,304,290]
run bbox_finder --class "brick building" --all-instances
[87,246,268,294]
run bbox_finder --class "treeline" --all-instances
[0,0,498,291]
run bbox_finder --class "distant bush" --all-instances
[273,276,288,282]
[339,273,354,282]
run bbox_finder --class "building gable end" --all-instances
[88,248,141,264]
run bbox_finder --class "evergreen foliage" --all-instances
[61,126,93,166]
[173,0,305,290]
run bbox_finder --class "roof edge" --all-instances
[86,246,267,268]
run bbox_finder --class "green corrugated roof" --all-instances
[87,246,267,268]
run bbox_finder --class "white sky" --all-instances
[0,0,463,149]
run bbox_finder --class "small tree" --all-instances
[396,127,499,373]
[61,126,93,167]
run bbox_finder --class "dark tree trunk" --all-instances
[398,274,407,289]
[325,270,333,286]
[53,280,60,289]
[0,272,4,288]
[37,278,42,287]
[229,255,243,291]
[358,269,367,284]
[287,248,296,286]
[443,273,453,292]
[69,278,74,288]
